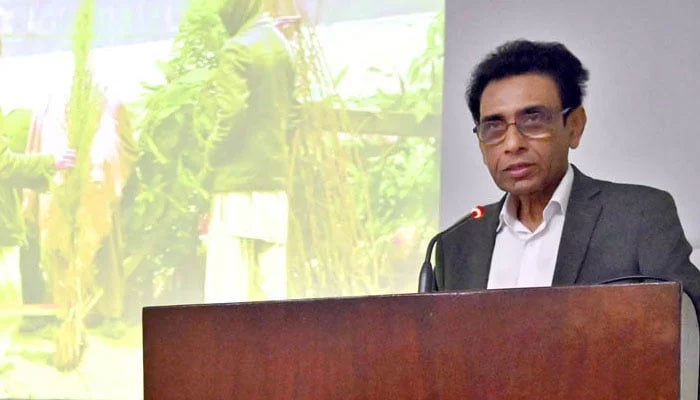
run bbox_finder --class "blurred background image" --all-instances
[0,0,443,398]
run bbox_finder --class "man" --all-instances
[203,0,295,302]
[431,39,700,396]
[0,125,75,307]
[434,40,700,321]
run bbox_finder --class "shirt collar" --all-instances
[497,164,575,232]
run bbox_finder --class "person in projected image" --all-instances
[432,40,700,340]
[0,111,75,327]
[202,0,296,303]
[19,86,136,329]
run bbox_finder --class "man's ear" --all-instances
[567,106,586,149]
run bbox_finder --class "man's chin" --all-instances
[496,179,542,197]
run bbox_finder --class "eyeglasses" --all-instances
[473,106,572,145]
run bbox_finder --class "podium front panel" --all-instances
[143,283,680,399]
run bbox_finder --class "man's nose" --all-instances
[502,123,526,152]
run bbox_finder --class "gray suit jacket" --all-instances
[435,165,700,318]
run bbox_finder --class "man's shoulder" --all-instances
[574,168,675,209]
[440,199,502,244]
[481,200,504,216]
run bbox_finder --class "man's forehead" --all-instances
[479,73,562,117]
[481,104,550,121]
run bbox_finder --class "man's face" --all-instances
[477,73,584,200]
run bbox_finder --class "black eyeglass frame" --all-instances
[472,106,573,144]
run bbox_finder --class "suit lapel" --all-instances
[466,199,503,289]
[552,167,603,285]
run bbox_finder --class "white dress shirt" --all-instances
[487,165,574,289]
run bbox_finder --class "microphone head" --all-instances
[470,205,485,220]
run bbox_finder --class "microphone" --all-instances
[595,275,673,285]
[595,275,693,297]
[595,275,695,312]
[418,206,485,293]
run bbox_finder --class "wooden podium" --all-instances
[143,283,682,399]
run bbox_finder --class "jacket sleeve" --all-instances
[205,39,251,165]
[637,189,700,400]
[637,190,700,310]
[0,138,55,189]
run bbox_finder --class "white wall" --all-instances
[441,0,700,259]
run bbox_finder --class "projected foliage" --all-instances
[0,0,442,398]
[120,0,226,313]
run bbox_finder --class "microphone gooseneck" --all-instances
[418,206,485,293]
[418,237,439,293]
[596,275,671,285]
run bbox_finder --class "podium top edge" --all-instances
[141,281,680,312]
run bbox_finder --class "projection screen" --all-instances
[0,1,443,398]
